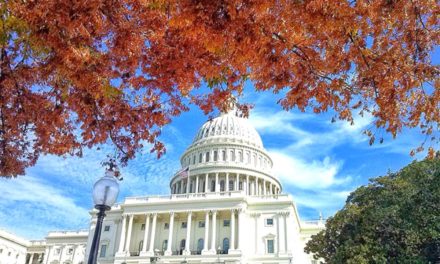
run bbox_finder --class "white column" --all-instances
[226,173,229,191]
[202,211,210,254]
[140,214,150,255]
[263,180,266,195]
[29,253,34,264]
[195,175,199,194]
[237,209,244,251]
[205,174,209,192]
[254,214,259,253]
[215,173,219,192]
[283,213,289,252]
[125,214,134,253]
[229,210,235,252]
[44,247,50,264]
[246,175,250,195]
[184,212,192,254]
[270,183,273,195]
[117,215,127,253]
[236,174,239,191]
[276,214,281,253]
[165,212,175,255]
[186,176,191,193]
[210,211,217,252]
[255,177,258,195]
[148,213,157,254]
[277,213,286,253]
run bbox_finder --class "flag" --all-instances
[176,167,189,178]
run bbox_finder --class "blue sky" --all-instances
[0,84,430,240]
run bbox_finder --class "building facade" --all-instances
[85,107,324,264]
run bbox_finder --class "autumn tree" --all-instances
[305,156,440,263]
[1,0,438,176]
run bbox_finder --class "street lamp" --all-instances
[87,168,120,264]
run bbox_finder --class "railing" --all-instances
[125,191,247,203]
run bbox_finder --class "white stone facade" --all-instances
[0,230,87,264]
[85,109,324,264]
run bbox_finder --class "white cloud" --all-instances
[269,150,350,189]
[0,175,89,239]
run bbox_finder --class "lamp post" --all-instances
[87,168,120,264]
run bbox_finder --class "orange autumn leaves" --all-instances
[0,0,438,176]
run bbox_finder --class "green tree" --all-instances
[305,156,440,264]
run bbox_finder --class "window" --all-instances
[267,239,274,253]
[138,240,143,252]
[220,180,225,192]
[206,152,210,162]
[180,239,186,250]
[141,224,145,230]
[222,150,226,161]
[199,153,203,163]
[192,155,196,165]
[239,181,243,190]
[162,240,168,251]
[197,238,204,253]
[214,150,218,161]
[99,244,107,258]
[15,254,19,259]
[230,150,235,161]
[223,220,230,227]
[164,223,169,229]
[265,218,274,226]
[223,238,230,252]
[211,180,215,192]
[181,222,187,228]
[198,221,205,228]
[104,225,110,231]
[67,248,74,254]
[0,249,3,254]
[229,180,234,191]
[239,151,243,162]
[55,248,61,255]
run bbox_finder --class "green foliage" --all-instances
[305,156,440,263]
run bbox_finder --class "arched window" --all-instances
[180,239,186,250]
[189,182,193,193]
[222,150,226,161]
[192,155,196,165]
[214,150,218,161]
[206,152,210,162]
[239,151,243,162]
[223,238,230,253]
[197,238,204,253]
[138,240,143,252]
[211,180,215,192]
[229,180,234,191]
[199,153,203,163]
[220,180,225,192]
[162,240,168,251]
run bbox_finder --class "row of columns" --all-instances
[252,212,290,254]
[172,173,281,196]
[117,209,243,256]
[42,244,82,264]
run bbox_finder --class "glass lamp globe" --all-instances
[92,170,120,209]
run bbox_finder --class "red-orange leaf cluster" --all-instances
[1,0,438,177]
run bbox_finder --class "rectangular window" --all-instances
[206,152,210,162]
[199,153,203,163]
[181,222,187,228]
[222,150,226,161]
[67,248,73,255]
[141,224,145,230]
[265,218,274,226]
[164,223,169,229]
[198,221,205,228]
[267,239,274,253]
[214,150,218,161]
[0,249,3,254]
[55,249,60,255]
[104,225,110,232]
[99,244,107,258]
[239,182,243,190]
[223,220,230,227]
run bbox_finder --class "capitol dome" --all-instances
[191,110,264,149]
[170,107,281,196]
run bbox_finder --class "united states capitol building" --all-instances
[0,107,324,264]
